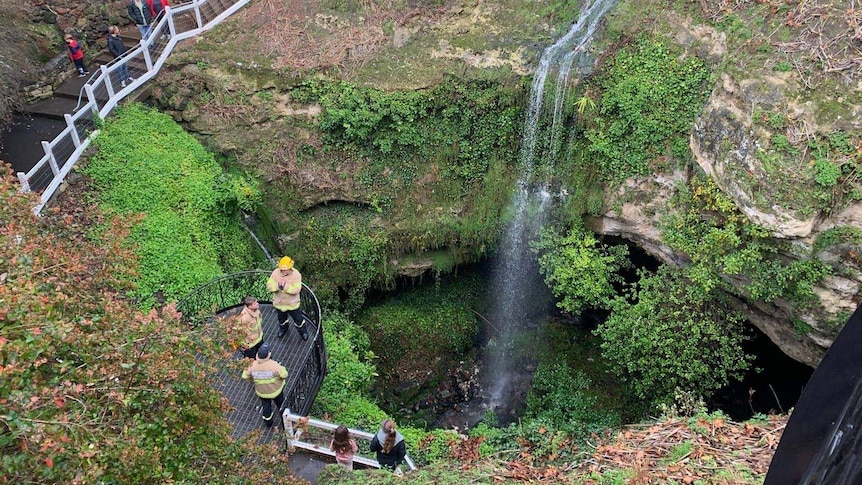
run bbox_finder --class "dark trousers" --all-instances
[277,308,308,338]
[73,58,87,74]
[260,390,286,427]
[242,340,264,359]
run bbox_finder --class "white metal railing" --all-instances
[17,0,250,215]
[283,410,418,471]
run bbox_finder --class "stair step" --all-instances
[120,26,142,43]
[53,74,92,99]
[21,97,81,120]
[95,52,116,64]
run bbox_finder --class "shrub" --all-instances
[585,39,712,181]
[595,266,752,405]
[532,225,630,314]
[0,167,294,483]
[525,362,621,438]
[311,312,387,431]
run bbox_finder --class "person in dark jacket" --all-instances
[370,419,406,472]
[127,0,153,39]
[106,26,134,87]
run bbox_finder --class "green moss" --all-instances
[85,104,262,308]
[361,273,482,380]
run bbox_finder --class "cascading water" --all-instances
[484,0,620,413]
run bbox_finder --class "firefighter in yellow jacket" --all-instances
[237,296,264,359]
[241,342,288,428]
[266,256,309,341]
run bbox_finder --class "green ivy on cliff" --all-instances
[85,104,262,308]
[585,38,712,181]
[292,77,522,185]
[277,78,522,310]
[661,176,830,306]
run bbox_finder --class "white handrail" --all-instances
[283,410,419,471]
[18,0,251,215]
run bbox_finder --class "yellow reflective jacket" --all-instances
[242,357,288,399]
[266,268,302,311]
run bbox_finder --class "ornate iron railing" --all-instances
[176,270,322,327]
[177,270,327,417]
[17,0,250,214]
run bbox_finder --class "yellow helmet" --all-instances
[278,256,294,270]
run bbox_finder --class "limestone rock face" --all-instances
[591,65,862,367]
[692,80,819,238]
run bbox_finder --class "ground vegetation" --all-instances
[0,166,301,483]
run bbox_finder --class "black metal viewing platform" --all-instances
[177,271,327,442]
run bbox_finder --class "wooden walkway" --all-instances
[212,303,321,442]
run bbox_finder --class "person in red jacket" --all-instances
[64,34,89,77]
[146,0,167,19]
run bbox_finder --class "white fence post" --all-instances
[141,40,153,71]
[17,172,31,192]
[84,84,98,110]
[21,0,251,213]
[41,141,60,177]
[65,114,81,148]
[101,65,115,98]
[167,7,177,36]
[194,1,204,29]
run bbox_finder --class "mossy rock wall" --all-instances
[149,0,861,366]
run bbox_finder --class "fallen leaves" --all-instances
[571,414,788,483]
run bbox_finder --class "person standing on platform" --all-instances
[266,256,309,341]
[241,343,287,428]
[237,296,264,359]
[370,419,407,473]
[330,425,359,470]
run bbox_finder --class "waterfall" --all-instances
[242,212,276,265]
[484,0,618,411]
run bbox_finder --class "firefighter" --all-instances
[237,296,263,359]
[241,342,288,428]
[266,256,309,341]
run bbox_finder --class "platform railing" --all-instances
[177,270,327,417]
[17,0,250,215]
[283,411,418,471]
